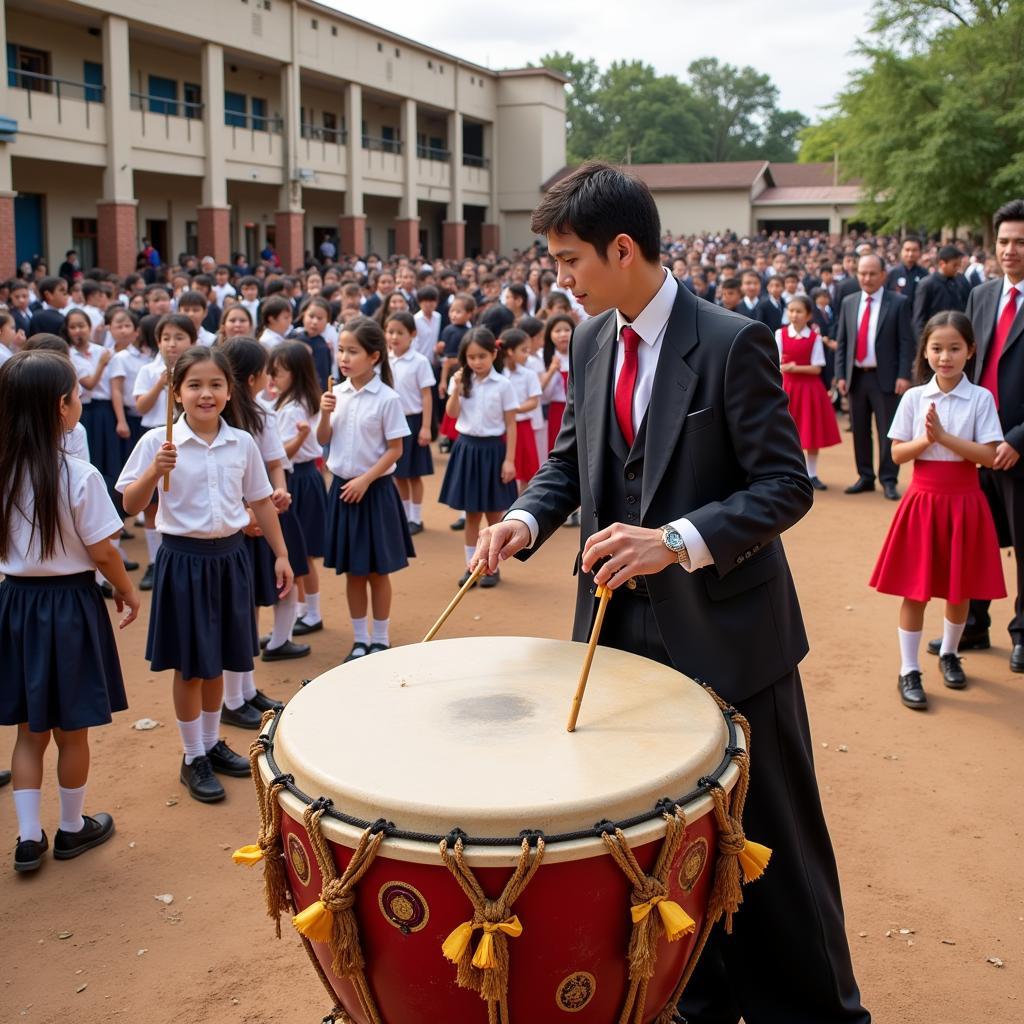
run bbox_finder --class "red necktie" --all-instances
[980,286,1020,409]
[855,293,872,363]
[615,325,641,447]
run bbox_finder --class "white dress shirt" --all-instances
[391,349,436,415]
[276,399,322,464]
[775,326,826,367]
[325,373,409,479]
[259,328,287,350]
[888,373,1003,460]
[525,352,548,430]
[998,275,1024,322]
[0,341,13,366]
[449,367,518,437]
[70,342,112,401]
[853,288,884,368]
[413,309,442,364]
[503,363,543,422]
[254,408,289,471]
[109,345,148,414]
[65,423,89,461]
[133,355,170,428]
[116,418,272,537]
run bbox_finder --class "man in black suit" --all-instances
[474,164,868,1024]
[27,276,69,336]
[886,236,929,306]
[912,245,971,337]
[756,274,786,332]
[835,253,915,500]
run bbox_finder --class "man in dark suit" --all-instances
[474,164,869,1024]
[834,252,861,308]
[27,276,69,336]
[835,253,915,500]
[886,236,929,306]
[912,245,972,337]
[756,274,786,333]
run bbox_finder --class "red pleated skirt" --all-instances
[547,401,566,451]
[869,460,1006,602]
[783,374,841,450]
[513,419,539,482]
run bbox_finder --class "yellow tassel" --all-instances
[441,921,475,964]
[656,899,696,942]
[292,900,334,942]
[473,929,497,970]
[231,844,264,866]
[737,840,772,883]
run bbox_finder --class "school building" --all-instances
[0,0,568,276]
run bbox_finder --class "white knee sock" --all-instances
[295,601,308,619]
[402,499,412,520]
[13,788,43,842]
[352,616,370,644]
[177,717,205,764]
[201,709,221,753]
[144,528,161,562]
[268,590,297,650]
[805,452,819,477]
[464,545,476,566]
[372,618,390,646]
[898,628,922,675]
[305,592,321,624]
[241,670,258,701]
[58,784,86,834]
[941,618,967,656]
[223,671,246,710]
[410,502,422,524]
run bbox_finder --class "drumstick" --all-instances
[423,562,486,642]
[566,584,612,733]
[162,373,173,492]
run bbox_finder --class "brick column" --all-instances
[481,223,500,257]
[394,218,420,258]
[197,206,230,263]
[0,192,15,279]
[442,221,466,262]
[275,210,305,272]
[97,200,139,277]
[338,214,366,258]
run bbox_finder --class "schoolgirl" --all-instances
[775,294,841,490]
[541,314,573,453]
[385,311,434,534]
[499,327,542,491]
[117,346,294,803]
[438,326,519,588]
[65,308,116,476]
[259,294,294,351]
[269,341,328,636]
[22,334,90,461]
[108,307,147,450]
[317,316,413,662]
[0,309,24,365]
[1,351,139,871]
[869,311,1006,710]
[291,295,334,391]
[216,304,254,345]
[374,291,409,326]
[519,316,548,462]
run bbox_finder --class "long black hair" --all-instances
[0,351,79,560]
[269,341,321,417]
[458,326,497,399]
[218,337,269,437]
[341,315,393,387]
[914,310,976,384]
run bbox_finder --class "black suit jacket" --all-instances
[834,276,860,309]
[969,279,1024,474]
[835,289,914,392]
[756,297,784,333]
[912,272,970,338]
[27,308,66,337]
[509,281,812,703]
[11,308,32,335]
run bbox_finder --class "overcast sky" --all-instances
[324,0,875,121]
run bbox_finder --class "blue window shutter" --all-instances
[224,91,247,128]
[83,61,103,103]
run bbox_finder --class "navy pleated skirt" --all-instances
[439,434,518,513]
[0,572,128,732]
[395,413,435,479]
[84,399,123,482]
[324,474,414,576]
[287,460,328,559]
[146,532,259,679]
[246,508,309,607]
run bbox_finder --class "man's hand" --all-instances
[471,519,531,574]
[836,378,847,397]
[581,524,675,590]
[994,440,1020,471]
[895,377,911,396]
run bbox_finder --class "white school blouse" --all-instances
[390,349,435,415]
[276,399,322,465]
[503,363,543,423]
[525,353,547,431]
[133,356,169,428]
[412,309,442,364]
[253,408,290,472]
[70,342,112,401]
[325,374,409,479]
[116,417,272,537]
[259,328,287,350]
[774,326,826,367]
[448,367,518,437]
[0,457,122,576]
[887,375,1003,461]
[109,345,148,414]
[65,423,89,461]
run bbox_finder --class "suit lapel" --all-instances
[583,313,619,507]
[641,284,699,521]
[875,290,891,338]
[1000,292,1024,356]
[973,281,1002,380]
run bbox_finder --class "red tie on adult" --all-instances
[855,294,872,363]
[615,325,641,447]
[980,286,1021,409]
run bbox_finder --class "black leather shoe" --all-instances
[139,563,155,591]
[54,813,115,860]
[344,642,370,663]
[0,769,10,788]
[180,755,225,802]
[939,653,967,689]
[292,616,323,636]
[898,671,928,710]
[883,482,900,501]
[14,831,48,873]
[450,516,466,530]
[408,521,424,535]
[262,639,311,661]
[248,690,284,713]
[809,476,828,491]
[259,634,270,650]
[206,739,250,777]
[367,642,390,655]
[844,477,875,494]
[927,633,990,655]
[1011,644,1024,673]
[457,570,479,588]
[480,569,500,588]
[122,557,140,571]
[221,700,263,729]
[120,529,135,541]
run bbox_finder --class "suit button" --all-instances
[736,556,743,565]
[626,495,636,505]
[626,471,636,480]
[627,512,637,521]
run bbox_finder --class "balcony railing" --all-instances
[300,122,348,144]
[10,70,104,126]
[226,113,284,133]
[130,91,203,116]
[417,143,450,162]
[462,152,490,169]
[362,133,402,154]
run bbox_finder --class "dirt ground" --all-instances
[2,433,1022,1024]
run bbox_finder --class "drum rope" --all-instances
[439,835,546,1024]
[601,810,695,1024]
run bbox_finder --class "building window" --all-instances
[7,43,52,92]
[381,124,397,154]
[148,75,178,116]
[331,25,337,36]
[71,217,97,273]
[224,90,247,127]
[82,61,103,102]
[185,220,198,256]
[322,111,339,144]
[183,82,202,119]
[251,96,268,131]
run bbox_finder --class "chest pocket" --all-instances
[476,387,505,430]
[217,449,249,509]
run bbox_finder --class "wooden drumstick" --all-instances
[423,562,487,642]
[566,584,613,733]
[162,373,173,492]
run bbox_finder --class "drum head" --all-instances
[273,636,729,839]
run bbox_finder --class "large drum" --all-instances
[239,636,767,1024]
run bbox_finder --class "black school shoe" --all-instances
[262,639,311,662]
[291,616,324,637]
[249,690,284,713]
[221,700,263,729]
[450,516,466,530]
[139,563,155,591]
[898,671,928,710]
[939,653,967,689]
[927,633,990,654]
[206,739,251,777]
[344,642,370,663]
[809,476,828,491]
[122,557,140,571]
[0,770,10,787]
[180,756,225,803]
[479,569,501,589]
[408,521,424,535]
[53,813,115,861]
[14,831,48,873]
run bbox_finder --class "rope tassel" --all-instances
[232,844,264,866]
[631,894,696,943]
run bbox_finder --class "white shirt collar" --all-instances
[786,325,812,338]
[339,372,383,395]
[922,373,973,399]
[861,287,884,300]
[615,267,676,346]
[392,349,416,362]
[480,366,504,384]
[173,415,237,447]
[1003,276,1024,298]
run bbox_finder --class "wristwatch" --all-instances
[661,525,690,569]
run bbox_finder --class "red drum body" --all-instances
[254,637,748,1024]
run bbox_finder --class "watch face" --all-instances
[664,528,684,551]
